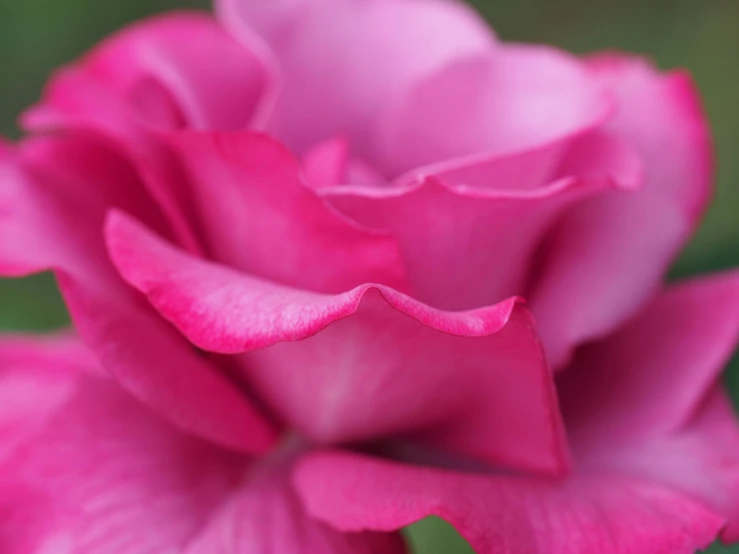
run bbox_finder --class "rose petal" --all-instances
[0,334,90,462]
[21,13,276,255]
[294,451,723,554]
[374,45,612,179]
[232,0,496,154]
[557,273,739,540]
[215,0,329,43]
[528,55,713,367]
[22,12,269,133]
[106,211,569,475]
[559,272,739,446]
[167,131,405,293]
[0,349,246,554]
[0,138,278,454]
[302,137,350,189]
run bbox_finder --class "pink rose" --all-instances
[1,0,738,552]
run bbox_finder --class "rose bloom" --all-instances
[1,0,739,552]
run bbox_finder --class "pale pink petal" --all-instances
[529,55,713,367]
[185,459,406,554]
[294,451,724,554]
[167,131,405,293]
[0,139,278,454]
[215,0,331,43]
[244,0,496,153]
[324,133,640,311]
[106,212,569,475]
[0,354,246,554]
[375,45,612,179]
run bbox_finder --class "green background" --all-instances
[1,1,737,552]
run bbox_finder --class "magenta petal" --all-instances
[294,451,724,554]
[0,341,246,554]
[167,131,406,293]
[528,55,713,366]
[185,459,406,554]
[232,0,495,153]
[560,272,739,445]
[20,13,276,254]
[558,273,739,539]
[0,139,277,455]
[107,212,569,475]
[375,45,612,179]
[23,13,270,133]
[0,334,91,462]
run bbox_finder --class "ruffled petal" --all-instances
[293,275,739,552]
[323,132,640,310]
[0,138,278,454]
[528,55,713,366]
[221,0,495,154]
[166,131,405,293]
[374,45,612,179]
[294,451,724,554]
[106,211,569,475]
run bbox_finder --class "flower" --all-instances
[1,0,738,552]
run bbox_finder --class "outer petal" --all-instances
[0,340,246,554]
[23,12,269,133]
[106,212,570,475]
[184,459,406,554]
[559,272,739,445]
[324,133,641,311]
[0,335,404,554]
[528,55,713,366]
[166,131,405,293]
[21,13,275,255]
[0,139,277,454]
[558,272,739,540]
[227,0,496,154]
[294,451,723,554]
[374,45,612,179]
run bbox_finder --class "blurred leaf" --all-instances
[406,517,475,554]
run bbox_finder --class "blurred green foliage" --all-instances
[0,1,737,552]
